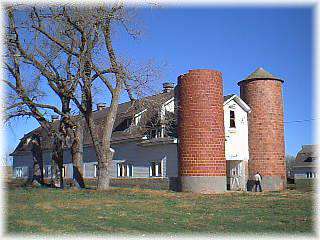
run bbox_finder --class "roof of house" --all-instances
[11,90,247,155]
[293,145,319,168]
[223,94,251,112]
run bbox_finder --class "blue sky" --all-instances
[4,6,314,159]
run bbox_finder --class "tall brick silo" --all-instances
[238,67,286,191]
[177,69,226,193]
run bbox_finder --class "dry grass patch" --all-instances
[17,219,42,228]
[35,202,55,212]
[7,187,314,234]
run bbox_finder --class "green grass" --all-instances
[5,186,315,234]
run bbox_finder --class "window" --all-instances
[117,163,132,177]
[230,110,236,128]
[306,172,315,179]
[45,165,52,178]
[148,127,163,139]
[15,167,23,178]
[62,166,66,178]
[149,161,162,177]
[94,164,98,178]
[304,157,313,162]
[114,118,132,131]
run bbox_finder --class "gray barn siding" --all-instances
[13,153,33,178]
[13,153,33,169]
[111,141,178,178]
[12,140,179,179]
[294,167,315,175]
[83,146,98,163]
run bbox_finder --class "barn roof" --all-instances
[293,145,319,168]
[11,90,247,155]
[10,90,174,155]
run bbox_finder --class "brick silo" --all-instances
[238,67,286,191]
[177,69,226,193]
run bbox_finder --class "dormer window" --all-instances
[230,110,236,128]
[114,118,132,132]
[304,157,313,162]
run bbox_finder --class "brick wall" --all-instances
[177,69,226,177]
[238,79,286,190]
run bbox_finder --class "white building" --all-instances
[223,94,250,190]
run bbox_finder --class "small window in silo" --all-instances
[230,110,236,128]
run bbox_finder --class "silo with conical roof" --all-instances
[238,68,286,191]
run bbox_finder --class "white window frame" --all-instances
[15,167,23,178]
[230,110,236,128]
[47,165,52,178]
[83,162,98,178]
[62,166,66,178]
[306,172,316,179]
[149,160,163,177]
[94,164,98,178]
[117,163,132,177]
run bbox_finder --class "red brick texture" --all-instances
[238,79,286,190]
[177,69,226,177]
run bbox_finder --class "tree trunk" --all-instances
[96,82,122,190]
[31,136,44,185]
[51,136,64,188]
[71,121,85,188]
[97,150,114,190]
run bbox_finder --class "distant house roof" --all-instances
[238,67,283,85]
[293,145,319,169]
[11,90,248,156]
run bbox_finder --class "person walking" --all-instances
[254,171,262,192]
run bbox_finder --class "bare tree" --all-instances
[4,6,85,188]
[25,4,151,190]
[4,3,161,190]
[286,154,296,180]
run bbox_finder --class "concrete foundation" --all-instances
[181,176,226,193]
[261,176,286,191]
[247,176,286,191]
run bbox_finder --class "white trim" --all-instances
[149,160,163,177]
[134,109,148,125]
[162,97,174,107]
[223,94,251,112]
[117,162,132,177]
[94,163,98,178]
[14,167,23,178]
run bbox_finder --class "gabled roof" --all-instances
[293,145,319,168]
[223,94,251,112]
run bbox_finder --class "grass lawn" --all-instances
[5,186,315,235]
